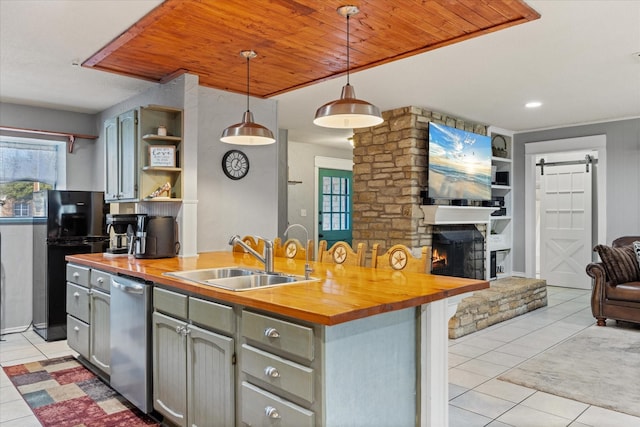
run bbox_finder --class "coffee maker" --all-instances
[131,214,178,259]
[105,214,138,254]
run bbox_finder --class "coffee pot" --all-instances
[105,214,138,255]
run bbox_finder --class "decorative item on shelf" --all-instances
[148,145,176,167]
[492,135,509,158]
[157,125,167,136]
[147,182,171,199]
[220,50,275,145]
[313,5,383,129]
[495,171,510,186]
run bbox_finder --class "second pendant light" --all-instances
[313,5,383,129]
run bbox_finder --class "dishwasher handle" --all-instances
[112,278,145,294]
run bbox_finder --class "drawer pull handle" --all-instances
[265,406,281,419]
[264,327,280,339]
[264,366,280,378]
[74,326,80,332]
[73,292,80,298]
[97,277,104,284]
[73,272,80,278]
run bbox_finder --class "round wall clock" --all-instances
[222,149,250,180]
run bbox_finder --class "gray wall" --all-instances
[0,103,101,331]
[196,84,280,251]
[0,74,281,331]
[0,103,101,190]
[513,118,640,273]
[287,140,353,240]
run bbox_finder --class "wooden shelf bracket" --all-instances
[0,125,98,153]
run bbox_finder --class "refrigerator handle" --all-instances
[112,279,144,295]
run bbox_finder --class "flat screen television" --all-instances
[427,123,492,202]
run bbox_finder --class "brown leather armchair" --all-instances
[587,236,640,326]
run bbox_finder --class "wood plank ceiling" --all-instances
[83,0,540,98]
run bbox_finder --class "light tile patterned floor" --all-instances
[1,286,639,426]
[448,286,640,427]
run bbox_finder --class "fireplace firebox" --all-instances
[431,224,485,280]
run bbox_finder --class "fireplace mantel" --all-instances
[420,205,496,225]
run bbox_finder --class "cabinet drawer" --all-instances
[67,283,90,323]
[90,269,111,293]
[66,264,89,287]
[67,315,89,359]
[242,311,314,362]
[241,381,314,427]
[153,287,188,320]
[189,297,234,335]
[242,344,314,405]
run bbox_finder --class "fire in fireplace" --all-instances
[431,224,485,280]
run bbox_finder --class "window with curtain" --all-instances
[0,136,62,218]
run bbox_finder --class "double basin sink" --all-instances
[164,267,316,291]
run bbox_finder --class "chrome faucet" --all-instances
[229,235,274,274]
[284,223,313,280]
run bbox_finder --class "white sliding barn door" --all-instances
[540,164,592,289]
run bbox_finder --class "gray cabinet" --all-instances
[66,264,90,359]
[240,310,316,427]
[66,265,112,377]
[89,269,111,375]
[105,109,138,202]
[152,287,235,427]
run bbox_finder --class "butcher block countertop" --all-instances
[66,251,488,326]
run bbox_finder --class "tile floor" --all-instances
[1,286,639,426]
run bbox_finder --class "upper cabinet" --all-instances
[104,105,183,203]
[105,109,138,202]
[488,127,513,279]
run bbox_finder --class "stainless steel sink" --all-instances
[163,267,316,291]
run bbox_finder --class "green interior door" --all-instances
[318,168,353,247]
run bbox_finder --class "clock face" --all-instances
[222,150,249,180]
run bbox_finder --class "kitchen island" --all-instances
[67,251,488,427]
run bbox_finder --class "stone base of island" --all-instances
[66,251,488,427]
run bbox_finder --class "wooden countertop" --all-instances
[66,251,488,326]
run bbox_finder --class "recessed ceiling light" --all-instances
[525,101,542,108]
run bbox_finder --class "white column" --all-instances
[419,299,449,427]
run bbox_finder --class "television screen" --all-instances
[427,123,492,201]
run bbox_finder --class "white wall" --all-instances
[287,141,352,239]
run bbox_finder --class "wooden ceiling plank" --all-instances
[83,0,540,98]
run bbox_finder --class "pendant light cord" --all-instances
[246,56,250,113]
[346,13,350,85]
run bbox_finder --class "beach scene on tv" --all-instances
[427,123,492,201]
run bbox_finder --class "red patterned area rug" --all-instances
[2,356,159,427]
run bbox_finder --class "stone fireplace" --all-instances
[351,106,490,273]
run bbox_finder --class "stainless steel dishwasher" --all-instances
[110,274,152,413]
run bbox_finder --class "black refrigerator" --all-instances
[32,190,108,341]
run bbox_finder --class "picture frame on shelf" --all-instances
[148,145,176,167]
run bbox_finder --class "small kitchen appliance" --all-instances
[131,214,178,258]
[105,213,138,254]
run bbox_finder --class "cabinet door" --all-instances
[187,324,235,427]
[118,109,138,201]
[152,311,188,427]
[104,117,119,201]
[89,289,111,375]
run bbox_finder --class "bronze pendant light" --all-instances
[221,50,275,145]
[313,5,383,129]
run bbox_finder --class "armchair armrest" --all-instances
[587,262,609,325]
